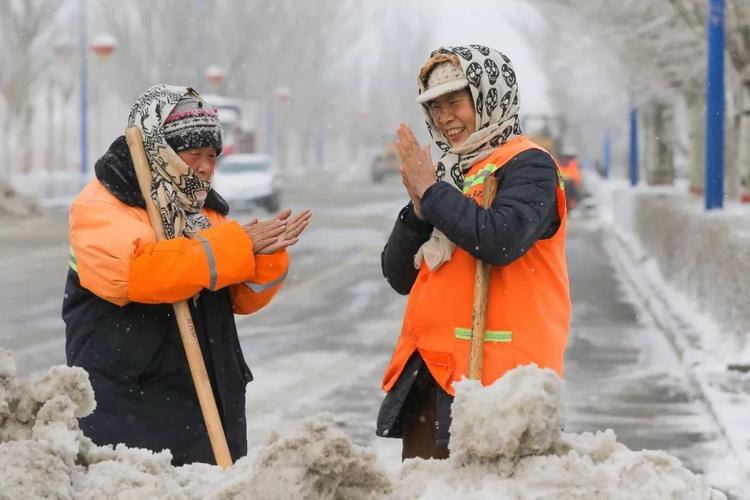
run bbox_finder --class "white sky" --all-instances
[430,0,552,115]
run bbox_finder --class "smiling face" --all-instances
[177,147,218,182]
[427,89,477,147]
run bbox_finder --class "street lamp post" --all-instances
[704,0,725,210]
[356,107,369,166]
[90,33,117,157]
[629,106,639,187]
[79,0,88,179]
[204,65,226,92]
[274,87,291,172]
[54,42,76,170]
[602,130,611,179]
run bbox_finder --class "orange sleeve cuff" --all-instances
[230,251,289,315]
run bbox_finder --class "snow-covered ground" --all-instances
[2,171,749,498]
[587,172,750,488]
[0,349,725,499]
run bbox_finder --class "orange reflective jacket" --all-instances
[382,136,570,395]
[559,158,582,187]
[69,179,288,312]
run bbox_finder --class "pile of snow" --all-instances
[0,347,389,500]
[0,178,41,217]
[394,365,724,499]
[0,347,725,499]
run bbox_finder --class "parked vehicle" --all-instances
[523,114,583,210]
[203,94,256,155]
[212,153,282,212]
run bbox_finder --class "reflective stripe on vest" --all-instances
[69,245,78,272]
[454,327,512,343]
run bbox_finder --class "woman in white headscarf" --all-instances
[64,84,310,465]
[377,46,571,460]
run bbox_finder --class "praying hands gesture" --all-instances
[243,208,312,254]
[394,123,436,220]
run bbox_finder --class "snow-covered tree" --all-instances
[530,0,749,198]
[0,0,68,176]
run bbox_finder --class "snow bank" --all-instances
[0,348,725,499]
[0,347,389,500]
[586,174,750,481]
[392,364,724,499]
[604,180,750,363]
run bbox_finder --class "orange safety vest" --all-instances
[382,136,570,395]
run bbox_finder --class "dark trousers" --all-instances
[400,366,450,461]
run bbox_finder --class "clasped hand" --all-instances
[242,208,312,254]
[394,123,435,220]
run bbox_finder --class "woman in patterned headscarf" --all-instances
[376,46,571,460]
[63,84,311,465]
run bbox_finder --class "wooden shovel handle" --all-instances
[468,174,498,380]
[125,127,233,469]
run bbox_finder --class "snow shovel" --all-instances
[468,175,499,381]
[125,127,233,469]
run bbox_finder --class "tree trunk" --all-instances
[20,105,34,173]
[641,104,655,184]
[688,92,706,194]
[59,93,69,169]
[739,78,750,202]
[2,117,11,180]
[46,81,55,171]
[647,101,675,185]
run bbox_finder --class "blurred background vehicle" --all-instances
[212,153,282,212]
[523,114,566,159]
[203,94,257,156]
[523,114,582,210]
[370,140,400,183]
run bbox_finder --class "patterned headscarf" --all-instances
[414,45,522,271]
[419,45,522,191]
[127,84,213,239]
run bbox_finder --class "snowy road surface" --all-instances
[0,177,745,498]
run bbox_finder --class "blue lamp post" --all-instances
[704,0,725,210]
[603,129,611,179]
[629,107,638,186]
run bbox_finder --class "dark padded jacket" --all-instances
[64,137,258,465]
[377,148,561,446]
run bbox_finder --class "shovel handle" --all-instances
[468,174,498,381]
[125,127,233,469]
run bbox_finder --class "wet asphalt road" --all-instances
[0,175,744,496]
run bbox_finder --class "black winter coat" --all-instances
[63,137,252,465]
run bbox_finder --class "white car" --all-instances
[212,154,282,212]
